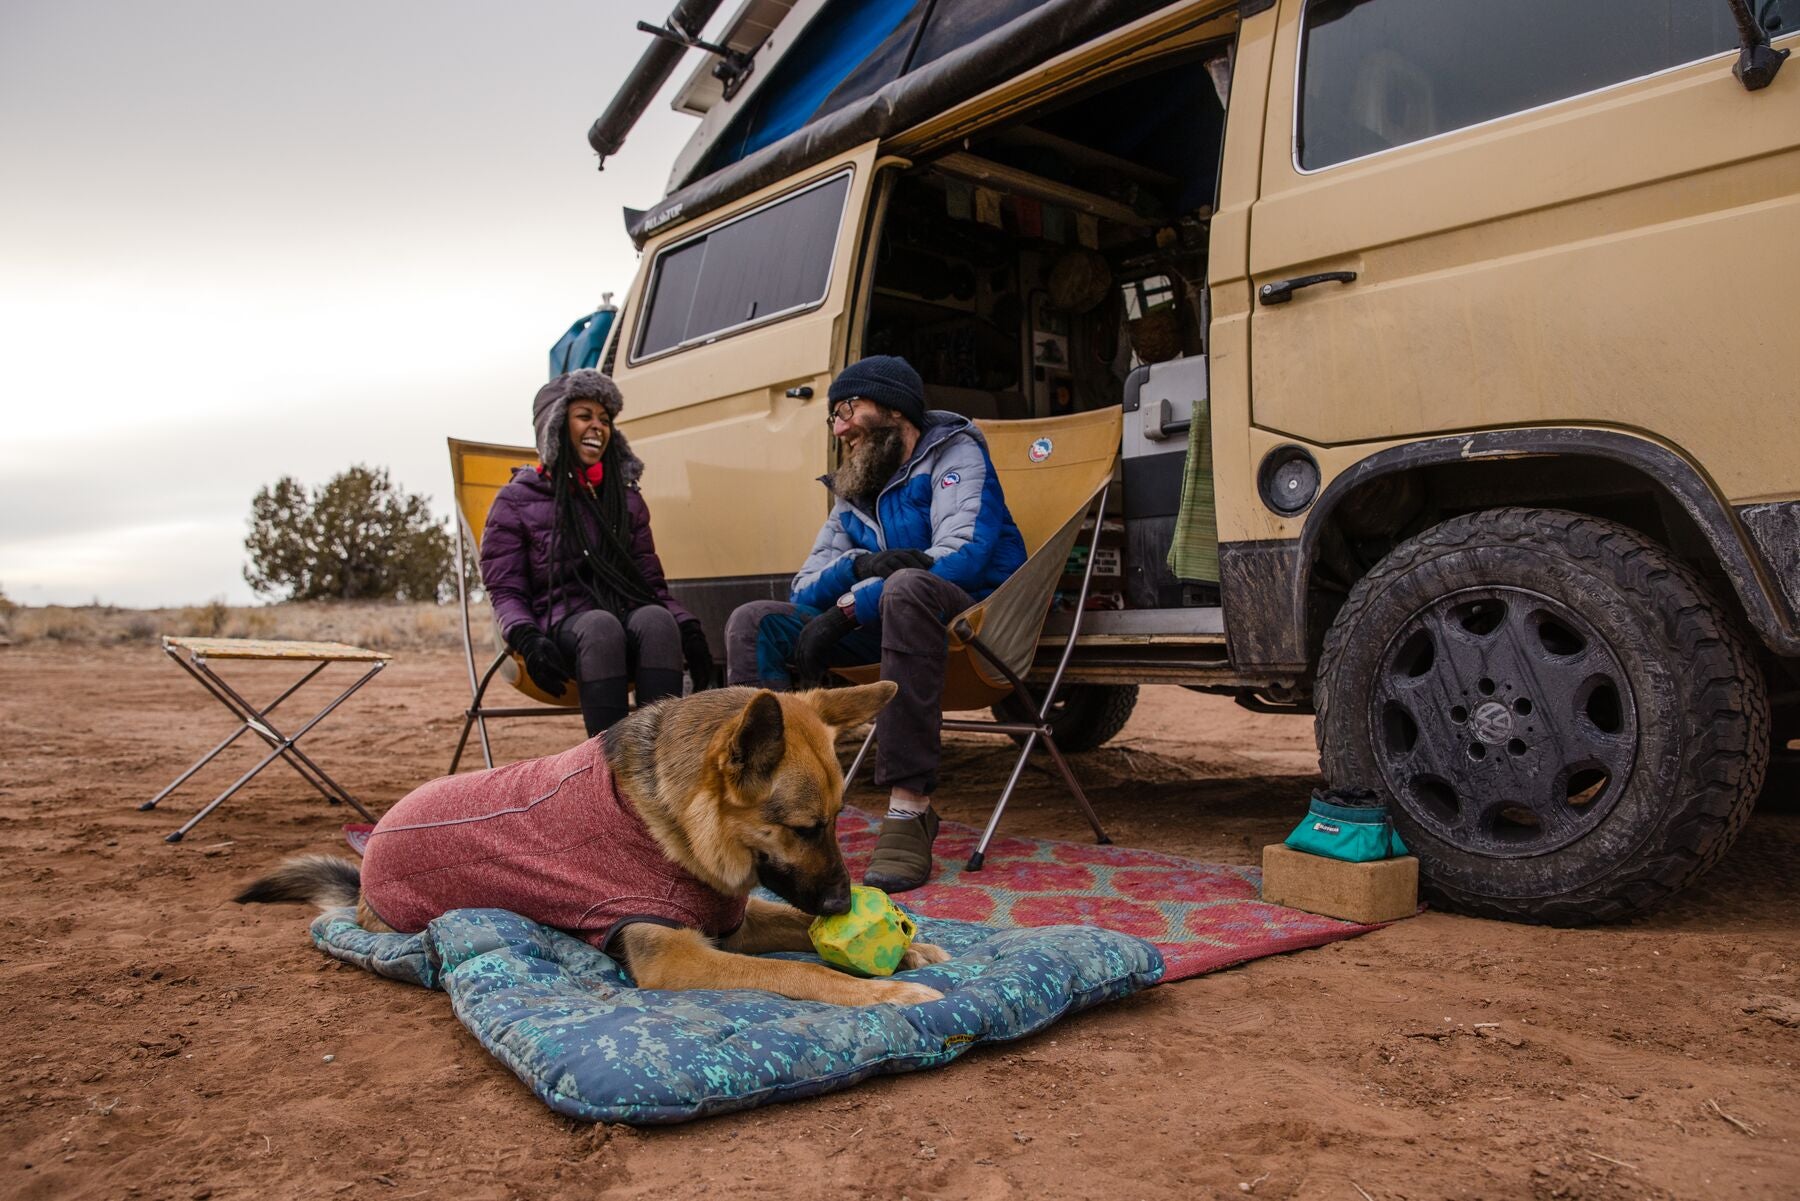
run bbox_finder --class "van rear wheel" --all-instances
[1314,508,1767,925]
[995,684,1139,753]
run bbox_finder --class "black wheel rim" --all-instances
[1372,586,1639,858]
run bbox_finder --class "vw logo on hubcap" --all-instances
[1472,700,1514,744]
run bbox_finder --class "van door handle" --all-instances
[1259,271,1357,305]
[785,385,814,399]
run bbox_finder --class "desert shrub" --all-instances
[6,599,490,650]
[177,599,231,638]
[245,466,455,602]
[232,608,278,639]
[35,608,103,643]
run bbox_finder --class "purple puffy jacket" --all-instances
[480,466,695,637]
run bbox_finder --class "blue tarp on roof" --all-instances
[720,0,918,166]
[695,0,1054,181]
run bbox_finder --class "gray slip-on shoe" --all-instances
[862,807,940,893]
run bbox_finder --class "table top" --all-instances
[162,637,392,662]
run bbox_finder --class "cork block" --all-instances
[1260,844,1418,924]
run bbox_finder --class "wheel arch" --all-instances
[1293,429,1800,667]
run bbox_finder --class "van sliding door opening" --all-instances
[854,48,1231,610]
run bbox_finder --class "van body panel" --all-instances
[1247,2,1800,505]
[610,141,882,584]
[1206,1,1276,549]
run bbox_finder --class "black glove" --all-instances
[791,607,857,689]
[505,624,572,696]
[680,620,715,691]
[852,548,934,580]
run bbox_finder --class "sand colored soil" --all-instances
[3,645,1798,1200]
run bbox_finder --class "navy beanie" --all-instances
[828,355,925,428]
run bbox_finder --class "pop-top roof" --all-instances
[595,0,1185,245]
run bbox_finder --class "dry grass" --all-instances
[0,598,490,652]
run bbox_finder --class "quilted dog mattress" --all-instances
[311,904,1163,1124]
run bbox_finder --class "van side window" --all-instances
[1297,0,1794,171]
[633,172,852,360]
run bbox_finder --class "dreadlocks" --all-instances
[546,429,658,620]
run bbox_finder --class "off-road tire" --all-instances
[995,684,1139,753]
[1315,508,1767,925]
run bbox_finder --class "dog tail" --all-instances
[234,855,361,911]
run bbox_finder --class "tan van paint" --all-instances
[604,0,1799,657]
[1247,2,1800,511]
[610,142,882,582]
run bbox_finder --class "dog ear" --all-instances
[725,689,787,788]
[806,680,898,731]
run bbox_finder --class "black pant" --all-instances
[554,605,683,735]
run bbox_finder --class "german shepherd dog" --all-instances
[237,682,948,1007]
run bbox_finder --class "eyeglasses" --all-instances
[826,398,860,427]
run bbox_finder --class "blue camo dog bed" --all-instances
[311,906,1162,1124]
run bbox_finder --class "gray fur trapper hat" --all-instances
[532,369,643,482]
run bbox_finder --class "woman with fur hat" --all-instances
[480,370,714,736]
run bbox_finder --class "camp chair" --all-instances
[834,407,1122,870]
[446,437,584,772]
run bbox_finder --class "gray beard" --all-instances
[832,423,909,511]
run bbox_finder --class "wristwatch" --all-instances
[836,591,859,626]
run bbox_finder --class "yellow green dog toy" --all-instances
[809,886,917,977]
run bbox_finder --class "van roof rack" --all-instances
[588,0,728,170]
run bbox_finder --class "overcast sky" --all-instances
[1,1,711,607]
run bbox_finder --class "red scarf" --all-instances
[537,460,604,489]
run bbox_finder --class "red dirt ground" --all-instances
[4,645,1798,1200]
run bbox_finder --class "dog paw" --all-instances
[866,980,944,1006]
[900,941,951,969]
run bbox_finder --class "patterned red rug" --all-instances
[345,810,1380,984]
[834,808,1380,982]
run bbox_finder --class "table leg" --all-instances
[141,722,252,811]
[144,648,330,808]
[160,657,386,841]
[194,659,348,804]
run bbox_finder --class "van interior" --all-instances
[856,48,1230,614]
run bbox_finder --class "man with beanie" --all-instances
[724,355,1027,891]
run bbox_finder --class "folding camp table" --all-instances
[142,637,389,843]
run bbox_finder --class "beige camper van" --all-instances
[583,0,1799,923]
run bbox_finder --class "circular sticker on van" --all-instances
[1028,437,1054,463]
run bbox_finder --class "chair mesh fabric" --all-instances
[447,438,580,708]
[949,408,1123,689]
[953,492,1099,687]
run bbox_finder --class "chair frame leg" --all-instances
[453,515,498,773]
[449,513,588,771]
[843,725,877,791]
[449,649,510,774]
[956,481,1113,867]
[1038,731,1110,845]
[968,729,1039,871]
